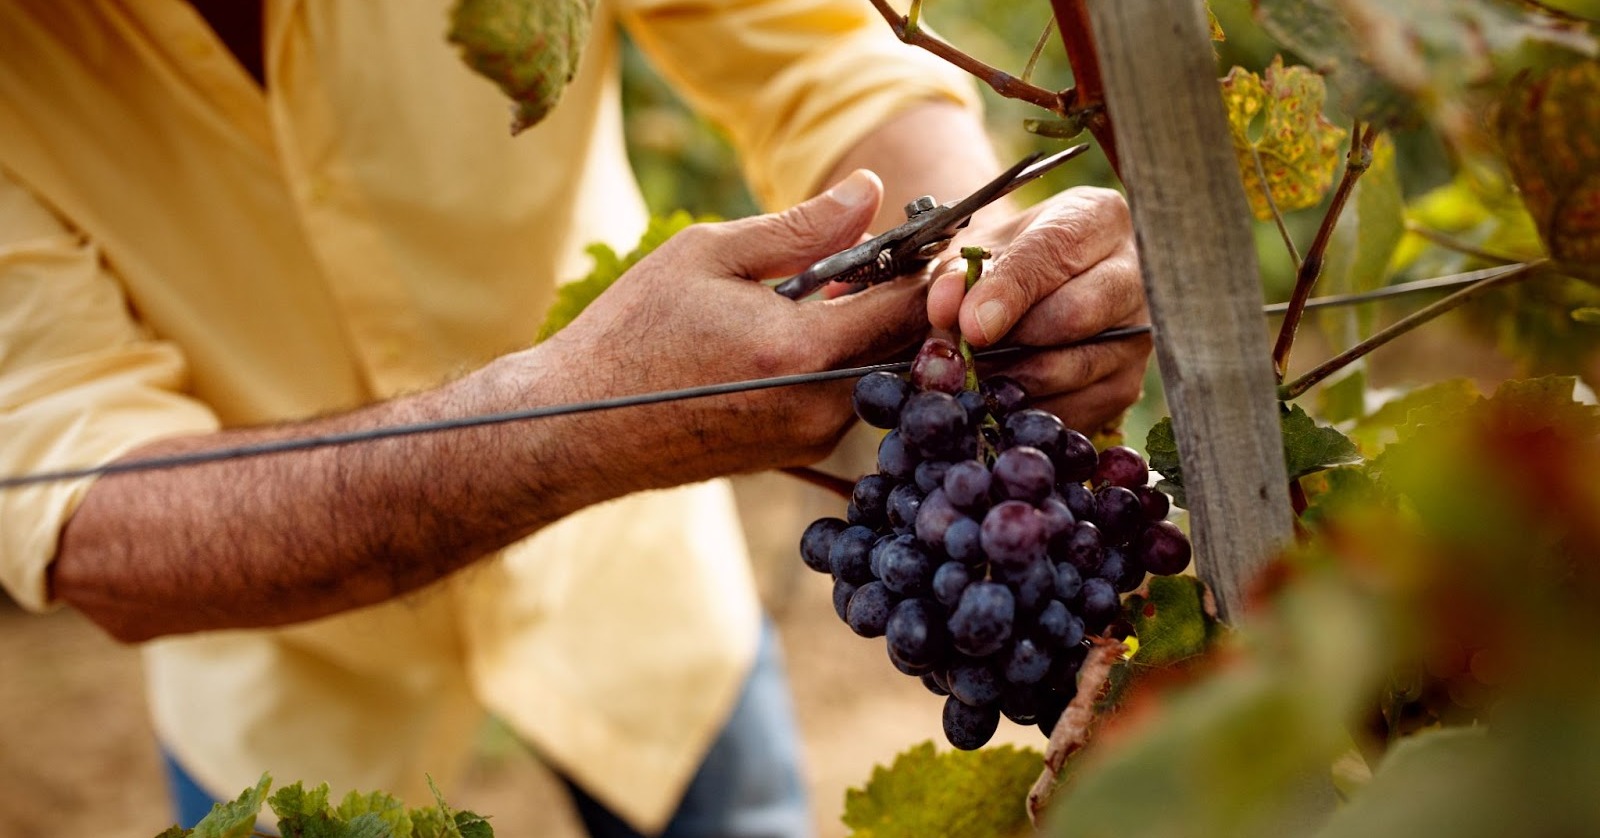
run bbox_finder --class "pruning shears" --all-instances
[774,144,1091,300]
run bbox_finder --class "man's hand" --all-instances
[928,187,1150,434]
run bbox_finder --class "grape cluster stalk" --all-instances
[798,337,1192,750]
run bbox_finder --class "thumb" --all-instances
[711,170,883,279]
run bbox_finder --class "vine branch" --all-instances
[1048,0,1120,174]
[1270,121,1381,381]
[866,0,1067,114]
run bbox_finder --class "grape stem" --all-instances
[865,0,1067,114]
[779,465,856,500]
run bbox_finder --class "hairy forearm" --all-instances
[51,350,619,643]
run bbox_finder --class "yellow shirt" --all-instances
[0,0,977,830]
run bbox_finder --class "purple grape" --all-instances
[948,581,1015,657]
[1096,486,1143,545]
[1098,548,1145,593]
[849,474,895,528]
[915,487,963,550]
[829,525,877,584]
[910,337,968,394]
[942,459,993,511]
[1136,520,1193,575]
[1003,409,1066,456]
[1057,521,1104,574]
[956,389,988,424]
[921,671,950,697]
[832,578,858,622]
[1054,563,1083,601]
[948,661,1003,707]
[888,647,934,676]
[932,561,973,607]
[1037,693,1071,737]
[879,536,936,597]
[1036,599,1085,650]
[1077,577,1119,627]
[943,516,984,565]
[900,390,971,460]
[886,483,924,532]
[1004,638,1052,686]
[876,430,920,481]
[943,696,1000,750]
[1039,496,1076,544]
[980,500,1047,569]
[993,446,1056,504]
[1046,646,1086,694]
[887,598,948,668]
[980,375,1029,416]
[1061,482,1096,522]
[1095,445,1150,490]
[853,371,911,429]
[914,459,953,494]
[1056,429,1099,484]
[846,580,896,638]
[1134,484,1171,522]
[1013,557,1056,617]
[1000,684,1043,724]
[869,533,903,579]
[800,517,846,574]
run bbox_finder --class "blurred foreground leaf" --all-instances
[1497,60,1600,271]
[448,0,596,134]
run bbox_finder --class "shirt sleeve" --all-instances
[0,167,219,612]
[615,0,984,211]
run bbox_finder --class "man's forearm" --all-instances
[51,350,615,643]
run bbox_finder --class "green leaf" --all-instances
[1125,576,1222,668]
[1253,0,1416,127]
[1281,404,1362,480]
[1346,378,1480,455]
[453,811,494,838]
[269,781,345,838]
[1317,728,1510,838]
[1496,60,1600,272]
[534,210,705,342]
[1220,56,1348,220]
[1144,417,1185,509]
[192,774,271,838]
[153,828,192,838]
[338,791,412,837]
[1314,366,1368,425]
[1318,135,1404,343]
[448,0,597,135]
[842,741,1041,838]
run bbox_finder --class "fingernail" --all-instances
[825,170,875,209]
[976,299,1008,343]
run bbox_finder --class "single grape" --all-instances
[849,474,896,529]
[876,430,921,481]
[956,389,988,425]
[914,459,953,494]
[943,515,985,565]
[886,483,923,532]
[1077,577,1119,628]
[943,695,1000,750]
[1061,482,1097,522]
[1095,486,1143,545]
[910,337,968,394]
[900,390,971,460]
[980,375,1029,416]
[869,533,901,579]
[992,446,1056,504]
[799,517,846,574]
[914,487,963,551]
[1055,429,1099,484]
[1096,548,1127,585]
[1112,548,1147,593]
[948,661,1003,707]
[980,500,1047,569]
[1057,521,1105,575]
[1013,557,1056,618]
[887,647,934,677]
[1134,484,1171,522]
[1036,599,1085,651]
[932,561,973,608]
[1004,638,1052,686]
[999,684,1043,724]
[942,459,993,511]
[1003,409,1065,457]
[832,578,858,622]
[921,671,950,697]
[1095,445,1150,490]
[948,581,1016,658]
[879,536,936,597]
[1045,646,1086,695]
[886,598,949,668]
[1136,519,1193,575]
[853,371,911,429]
[846,580,896,638]
[1037,693,1071,737]
[829,525,878,584]
[928,668,951,693]
[1039,495,1076,544]
[1054,563,1084,602]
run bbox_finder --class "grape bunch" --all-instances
[798,337,1192,750]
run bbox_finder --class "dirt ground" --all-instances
[0,466,1044,838]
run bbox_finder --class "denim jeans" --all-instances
[163,621,812,838]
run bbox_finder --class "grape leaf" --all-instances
[453,812,494,838]
[1317,728,1511,838]
[1496,60,1600,272]
[1347,378,1481,454]
[154,828,191,838]
[1125,576,1222,668]
[1253,0,1416,126]
[337,791,412,837]
[1144,408,1359,510]
[448,0,597,135]
[534,210,704,342]
[1220,56,1348,220]
[269,781,347,838]
[192,774,271,838]
[842,741,1041,838]
[1143,417,1185,509]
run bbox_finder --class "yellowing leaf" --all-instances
[448,0,597,135]
[1497,60,1600,271]
[843,741,1040,838]
[1221,56,1348,220]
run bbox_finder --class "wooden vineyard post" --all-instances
[1083,0,1294,620]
